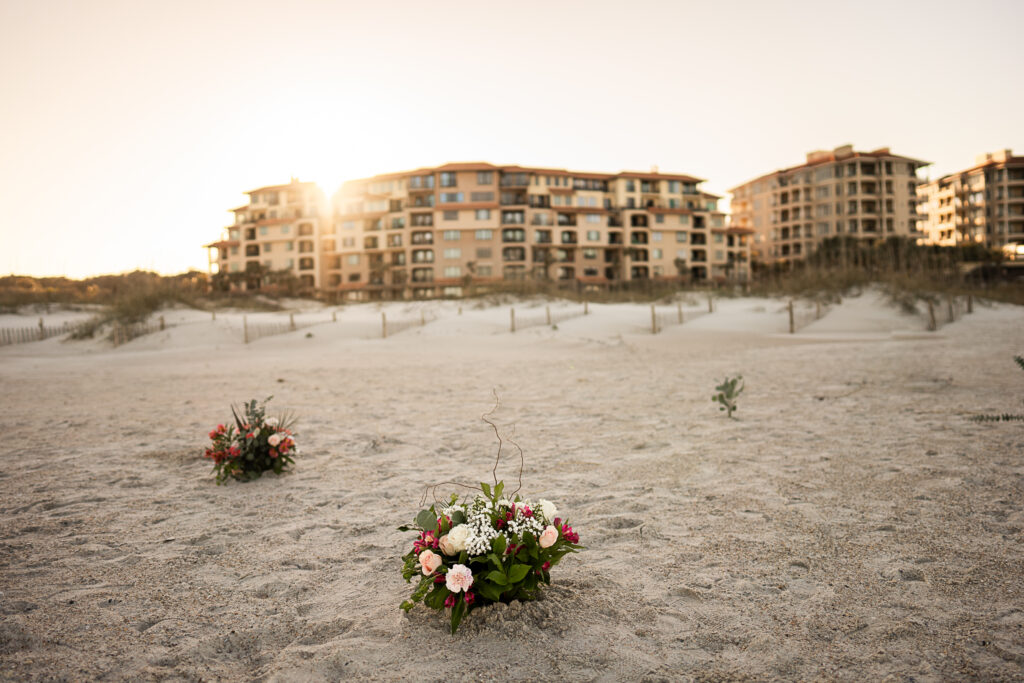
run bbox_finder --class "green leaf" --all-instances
[400,600,414,611]
[491,534,507,556]
[424,586,450,610]
[450,599,466,634]
[480,482,492,498]
[415,509,435,530]
[493,481,504,500]
[488,552,504,569]
[485,570,508,585]
[450,510,467,526]
[397,525,414,532]
[508,564,531,583]
[476,581,502,602]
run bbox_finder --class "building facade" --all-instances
[207,179,328,289]
[729,145,929,265]
[321,162,750,300]
[915,149,1024,249]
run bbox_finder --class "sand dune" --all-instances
[1,291,1022,680]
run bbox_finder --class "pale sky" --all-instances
[1,0,1021,278]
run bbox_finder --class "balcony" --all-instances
[560,231,578,244]
[556,213,576,227]
[501,211,526,225]
[411,231,434,245]
[501,192,528,205]
[500,173,530,187]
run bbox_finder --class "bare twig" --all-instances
[506,428,525,498]
[420,481,481,508]
[482,390,503,488]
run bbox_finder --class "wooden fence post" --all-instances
[243,315,249,344]
[815,301,822,319]
[967,295,973,314]
[332,310,337,323]
[583,300,589,315]
[707,292,713,313]
[946,295,954,323]
[927,300,936,331]
[38,317,45,341]
[650,304,657,334]
[546,306,551,325]
[788,300,795,334]
[420,310,426,326]
[212,310,216,321]
[458,306,462,316]
[382,312,388,339]
[677,302,683,324]
[159,315,165,331]
[510,308,516,333]
[289,313,296,331]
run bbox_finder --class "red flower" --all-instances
[444,594,457,608]
[464,591,475,605]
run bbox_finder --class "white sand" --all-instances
[1,291,1022,680]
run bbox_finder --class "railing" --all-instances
[0,320,78,346]
[242,313,333,344]
[648,300,713,334]
[508,304,588,333]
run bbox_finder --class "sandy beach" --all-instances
[1,291,1022,681]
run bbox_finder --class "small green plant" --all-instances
[971,356,1024,423]
[713,375,744,418]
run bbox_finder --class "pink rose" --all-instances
[438,534,456,555]
[539,525,558,548]
[419,549,441,575]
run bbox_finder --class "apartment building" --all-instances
[322,162,750,300]
[916,149,1024,249]
[207,179,328,289]
[730,145,929,265]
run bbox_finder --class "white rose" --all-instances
[538,499,558,522]
[447,524,471,552]
[268,434,281,447]
[264,417,279,427]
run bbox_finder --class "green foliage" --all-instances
[713,374,744,418]
[971,357,1024,424]
[204,397,300,484]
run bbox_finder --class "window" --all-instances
[652,232,663,242]
[341,220,356,230]
[443,211,458,221]
[655,215,664,224]
[412,249,435,263]
[341,237,355,247]
[230,246,239,255]
[502,247,526,261]
[585,214,601,224]
[440,172,457,187]
[475,229,493,240]
[501,210,525,224]
[475,209,491,220]
[583,248,597,259]
[444,266,461,277]
[476,171,493,184]
[476,264,493,276]
[440,192,464,203]
[476,247,492,258]
[259,226,268,236]
[586,230,600,241]
[299,258,314,270]
[299,240,314,253]
[347,254,360,265]
[678,215,689,225]
[281,224,290,234]
[348,273,361,282]
[411,231,434,244]
[502,228,525,242]
[264,243,272,252]
[443,230,460,241]
[443,248,462,259]
[391,217,405,229]
[675,232,687,243]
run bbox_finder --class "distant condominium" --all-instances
[205,179,328,289]
[208,164,752,299]
[729,145,929,265]
[915,149,1024,250]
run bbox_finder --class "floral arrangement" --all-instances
[204,397,299,484]
[399,481,582,633]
